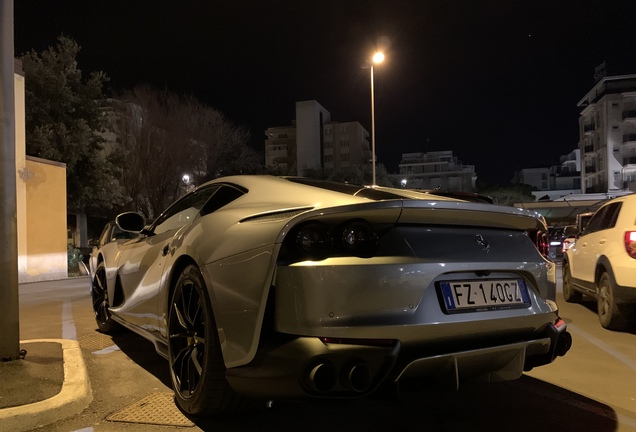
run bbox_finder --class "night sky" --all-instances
[13,1,636,185]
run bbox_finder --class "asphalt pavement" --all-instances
[4,268,636,432]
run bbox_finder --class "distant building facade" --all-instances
[264,100,371,175]
[577,74,636,193]
[396,150,476,192]
[515,149,582,200]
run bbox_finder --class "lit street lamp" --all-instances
[370,51,384,185]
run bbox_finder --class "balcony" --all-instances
[585,165,597,173]
[584,144,595,153]
[583,123,596,134]
[623,134,636,143]
[624,157,636,165]
[622,110,636,123]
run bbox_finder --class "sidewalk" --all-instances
[0,339,91,432]
[0,277,92,432]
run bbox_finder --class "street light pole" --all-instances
[370,63,376,186]
[0,0,21,361]
[369,51,384,186]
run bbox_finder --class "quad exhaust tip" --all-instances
[306,361,372,394]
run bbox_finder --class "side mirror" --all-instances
[563,225,578,237]
[116,212,146,233]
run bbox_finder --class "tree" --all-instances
[114,85,260,217]
[20,35,123,214]
[477,182,536,206]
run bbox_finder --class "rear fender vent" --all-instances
[240,208,312,223]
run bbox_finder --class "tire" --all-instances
[91,261,118,333]
[167,264,248,416]
[597,271,628,330]
[562,261,582,303]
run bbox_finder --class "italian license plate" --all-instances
[439,279,531,313]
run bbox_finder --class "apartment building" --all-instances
[515,149,582,200]
[396,150,476,192]
[264,100,371,175]
[577,74,636,193]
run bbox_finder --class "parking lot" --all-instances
[15,263,636,432]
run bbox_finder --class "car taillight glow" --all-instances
[529,230,550,258]
[624,231,636,259]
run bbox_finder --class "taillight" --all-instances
[295,222,333,260]
[288,220,380,261]
[562,239,572,251]
[341,221,379,258]
[528,230,550,258]
[624,231,636,259]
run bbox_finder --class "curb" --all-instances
[0,339,92,432]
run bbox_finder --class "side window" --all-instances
[152,186,221,235]
[584,203,622,235]
[584,207,608,235]
[201,185,244,216]
[99,223,113,247]
[606,202,622,229]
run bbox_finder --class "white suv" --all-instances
[563,194,636,330]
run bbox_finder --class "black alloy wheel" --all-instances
[167,264,246,416]
[91,261,117,333]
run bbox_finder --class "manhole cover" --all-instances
[77,332,116,352]
[107,392,194,427]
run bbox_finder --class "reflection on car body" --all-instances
[88,220,140,280]
[89,175,571,416]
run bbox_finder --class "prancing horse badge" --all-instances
[475,234,490,253]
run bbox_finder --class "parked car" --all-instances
[548,226,566,259]
[563,194,636,330]
[561,212,594,252]
[88,220,140,280]
[90,175,571,416]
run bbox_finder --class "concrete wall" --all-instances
[22,157,68,282]
[15,68,68,283]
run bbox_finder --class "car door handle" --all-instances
[162,245,170,256]
[599,240,606,244]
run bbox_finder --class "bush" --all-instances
[67,244,85,276]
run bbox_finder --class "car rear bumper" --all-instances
[613,260,636,301]
[225,319,571,399]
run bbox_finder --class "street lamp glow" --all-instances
[373,52,385,64]
[370,51,384,185]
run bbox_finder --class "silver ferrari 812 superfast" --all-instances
[90,175,571,415]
